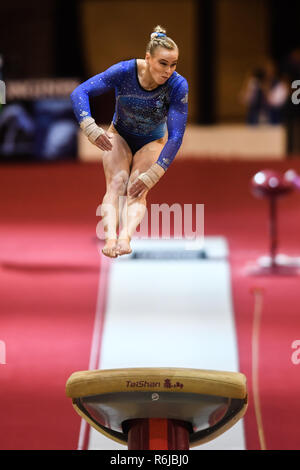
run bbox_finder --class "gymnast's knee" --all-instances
[107,170,129,196]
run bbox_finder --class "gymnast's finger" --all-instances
[95,135,112,151]
[129,181,145,197]
[128,184,138,197]
[95,141,110,151]
[101,133,113,150]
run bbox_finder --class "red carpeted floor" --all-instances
[0,158,300,449]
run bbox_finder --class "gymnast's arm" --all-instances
[156,82,188,171]
[130,81,188,196]
[70,62,123,151]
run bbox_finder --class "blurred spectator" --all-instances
[282,47,300,84]
[239,59,289,125]
[281,47,300,155]
[33,99,77,160]
[0,104,35,156]
[0,99,77,160]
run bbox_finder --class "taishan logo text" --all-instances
[125,379,184,389]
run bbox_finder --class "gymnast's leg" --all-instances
[117,139,165,255]
[101,127,132,257]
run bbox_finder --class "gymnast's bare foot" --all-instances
[116,237,132,256]
[102,239,118,258]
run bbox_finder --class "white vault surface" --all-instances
[87,237,246,450]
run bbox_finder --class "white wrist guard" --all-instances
[138,163,165,189]
[80,117,105,144]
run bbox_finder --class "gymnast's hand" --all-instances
[128,163,165,198]
[95,132,113,152]
[128,178,148,198]
[80,118,113,151]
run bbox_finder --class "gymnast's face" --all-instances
[146,47,178,84]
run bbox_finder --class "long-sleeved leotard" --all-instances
[71,59,188,171]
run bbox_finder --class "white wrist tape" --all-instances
[138,163,165,189]
[80,117,105,144]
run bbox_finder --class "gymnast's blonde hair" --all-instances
[146,25,178,55]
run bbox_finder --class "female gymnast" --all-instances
[71,25,188,257]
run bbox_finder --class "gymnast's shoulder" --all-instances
[167,71,188,102]
[168,71,188,89]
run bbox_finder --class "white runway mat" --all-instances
[87,237,246,450]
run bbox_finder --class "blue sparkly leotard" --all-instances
[71,59,188,170]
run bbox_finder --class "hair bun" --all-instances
[151,25,167,39]
[150,32,166,40]
[146,25,177,54]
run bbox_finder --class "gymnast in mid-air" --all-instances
[71,25,188,257]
